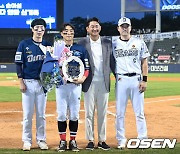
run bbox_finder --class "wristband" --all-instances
[143,76,147,82]
[83,70,89,78]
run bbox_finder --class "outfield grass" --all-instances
[0,73,179,102]
[145,81,180,98]
[0,73,17,77]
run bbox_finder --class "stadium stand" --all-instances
[0,47,16,63]
[0,32,179,65]
[147,38,180,64]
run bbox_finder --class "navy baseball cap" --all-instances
[31,18,47,28]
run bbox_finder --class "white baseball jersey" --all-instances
[112,36,150,74]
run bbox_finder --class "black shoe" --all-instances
[69,140,79,152]
[98,142,110,150]
[57,140,67,152]
[86,142,94,150]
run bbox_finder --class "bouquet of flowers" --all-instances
[40,51,64,92]
[53,35,73,82]
[59,47,73,66]
[53,35,72,66]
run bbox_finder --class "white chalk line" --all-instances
[145,97,180,104]
[0,111,22,114]
[107,110,116,117]
[1,97,179,121]
[107,97,180,117]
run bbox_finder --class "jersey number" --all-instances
[133,58,136,63]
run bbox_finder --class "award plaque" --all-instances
[62,56,84,82]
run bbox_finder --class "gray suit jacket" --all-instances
[78,37,115,93]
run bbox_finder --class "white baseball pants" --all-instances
[22,79,47,144]
[116,74,147,144]
[56,83,82,121]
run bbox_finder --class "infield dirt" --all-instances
[0,77,180,149]
[0,95,180,149]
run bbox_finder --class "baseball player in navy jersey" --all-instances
[112,17,150,149]
[14,18,51,151]
[54,23,90,152]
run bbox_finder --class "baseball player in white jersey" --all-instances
[112,17,150,149]
[54,23,90,152]
[14,18,51,151]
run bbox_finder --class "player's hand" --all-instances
[73,76,86,84]
[46,46,53,53]
[139,81,147,93]
[19,80,27,93]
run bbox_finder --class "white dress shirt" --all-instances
[90,37,104,81]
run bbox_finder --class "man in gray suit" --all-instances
[78,17,115,151]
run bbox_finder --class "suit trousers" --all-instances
[84,80,109,141]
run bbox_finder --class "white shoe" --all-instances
[37,140,48,150]
[117,143,126,149]
[117,140,126,150]
[23,142,31,151]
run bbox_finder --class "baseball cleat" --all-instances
[37,140,48,150]
[69,140,79,152]
[117,143,126,150]
[23,142,31,151]
[57,140,67,152]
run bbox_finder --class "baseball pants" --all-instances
[116,74,147,144]
[56,83,82,121]
[22,79,47,144]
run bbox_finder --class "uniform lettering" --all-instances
[115,48,138,58]
[27,55,45,62]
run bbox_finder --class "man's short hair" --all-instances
[60,23,75,32]
[86,17,100,27]
[31,18,47,28]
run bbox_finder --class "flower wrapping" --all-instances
[53,38,73,82]
[40,51,64,92]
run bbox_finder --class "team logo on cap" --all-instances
[123,17,127,22]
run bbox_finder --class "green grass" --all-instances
[0,73,179,102]
[145,81,180,98]
[0,73,17,77]
[0,86,21,102]
[0,143,180,153]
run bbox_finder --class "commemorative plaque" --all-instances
[62,56,84,82]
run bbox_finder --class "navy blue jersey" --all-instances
[15,38,51,79]
[70,43,90,70]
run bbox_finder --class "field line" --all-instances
[107,97,180,117]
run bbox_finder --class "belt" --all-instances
[120,73,137,77]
